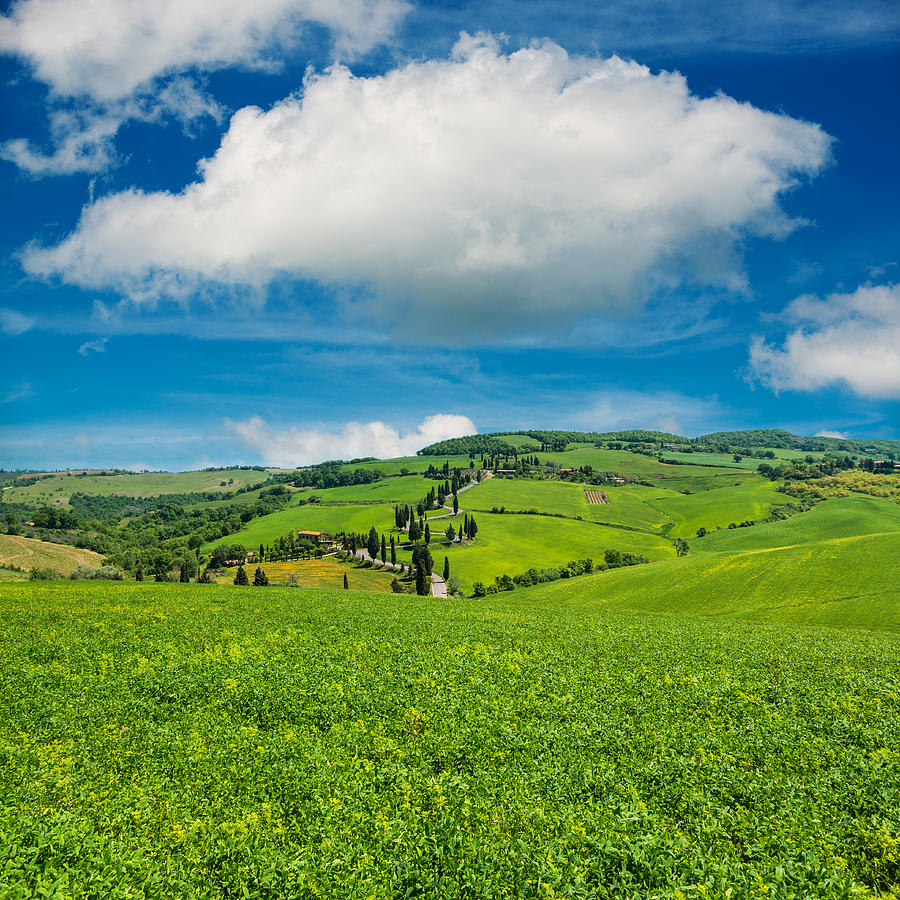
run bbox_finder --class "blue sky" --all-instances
[1,0,898,469]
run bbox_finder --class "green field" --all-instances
[399,511,677,588]
[217,557,399,592]
[525,529,900,632]
[462,477,678,533]
[1,580,897,897]
[648,480,789,538]
[303,474,440,504]
[693,494,900,552]
[205,503,398,550]
[3,468,280,504]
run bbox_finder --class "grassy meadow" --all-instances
[3,468,282,505]
[0,533,104,575]
[0,580,897,898]
[216,557,398,592]
[692,494,900,553]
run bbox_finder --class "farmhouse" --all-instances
[298,530,326,542]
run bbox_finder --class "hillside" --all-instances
[419,428,900,457]
[2,581,897,897]
[0,534,104,575]
[527,530,900,632]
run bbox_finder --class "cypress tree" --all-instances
[367,526,379,560]
[443,556,450,581]
[415,564,428,596]
[233,564,249,585]
[390,535,396,565]
[424,523,431,544]
[380,534,387,564]
[343,573,349,589]
[453,495,459,515]
[179,564,190,583]
[253,567,269,586]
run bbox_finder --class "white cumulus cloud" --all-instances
[0,0,409,101]
[23,35,832,337]
[749,282,900,398]
[226,413,477,466]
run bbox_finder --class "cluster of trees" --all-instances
[418,435,515,457]
[290,463,384,490]
[757,456,857,482]
[471,550,650,597]
[231,565,270,586]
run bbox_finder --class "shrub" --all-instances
[29,567,61,581]
[70,565,125,580]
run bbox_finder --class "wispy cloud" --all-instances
[2,382,33,403]
[0,307,36,335]
[77,337,107,356]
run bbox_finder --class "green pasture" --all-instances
[1,581,897,897]
[399,512,676,588]
[647,479,789,538]
[529,530,900,632]
[693,494,900,553]
[527,446,752,489]
[205,503,397,550]
[302,474,439,504]
[342,455,475,476]
[462,477,678,533]
[4,468,277,505]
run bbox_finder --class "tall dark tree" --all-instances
[390,535,396,565]
[380,534,387,564]
[415,563,429,596]
[443,556,450,581]
[179,564,190,583]
[343,573,349,589]
[253,567,269,586]
[453,495,459,515]
[424,523,431,544]
[233,565,249,586]
[135,565,144,582]
[367,526,379,560]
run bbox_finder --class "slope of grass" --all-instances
[204,503,397,550]
[303,474,439,504]
[528,530,900,632]
[402,512,676,588]
[693,494,900,553]
[217,557,398,592]
[461,478,678,533]
[4,468,277,504]
[648,480,789,538]
[0,534,104,574]
[0,581,897,897]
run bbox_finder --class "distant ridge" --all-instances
[419,428,900,456]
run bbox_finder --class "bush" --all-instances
[69,564,125,580]
[472,581,487,598]
[29,567,61,581]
